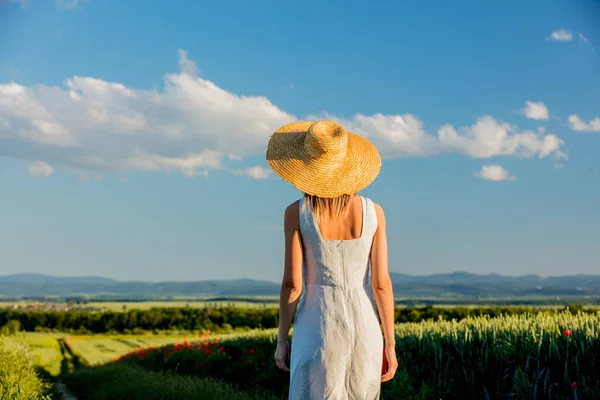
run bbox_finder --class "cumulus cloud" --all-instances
[436,117,564,159]
[0,50,294,179]
[568,115,600,132]
[310,113,565,160]
[0,50,567,180]
[27,160,54,177]
[474,165,516,181]
[309,112,440,158]
[234,166,271,180]
[522,101,549,121]
[547,29,573,42]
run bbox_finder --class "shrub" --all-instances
[0,319,21,335]
[0,339,51,399]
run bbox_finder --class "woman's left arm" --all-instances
[274,201,303,370]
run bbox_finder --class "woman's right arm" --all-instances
[370,203,398,381]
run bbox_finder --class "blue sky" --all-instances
[1,0,599,281]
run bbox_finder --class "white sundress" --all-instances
[289,195,384,400]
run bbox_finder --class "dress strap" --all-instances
[360,196,379,240]
[298,196,314,238]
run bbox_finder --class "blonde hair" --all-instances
[303,193,353,223]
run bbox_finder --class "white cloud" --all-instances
[547,29,573,42]
[177,49,199,75]
[27,161,54,177]
[436,116,564,159]
[0,50,293,180]
[0,50,567,181]
[311,112,440,157]
[546,29,594,52]
[234,166,271,180]
[474,165,516,181]
[522,101,549,121]
[568,115,600,132]
[310,113,565,160]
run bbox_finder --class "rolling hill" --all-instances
[1,271,600,302]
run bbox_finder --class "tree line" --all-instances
[0,305,594,334]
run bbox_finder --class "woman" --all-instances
[266,120,398,399]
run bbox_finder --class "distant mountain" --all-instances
[0,273,118,285]
[1,272,600,301]
[387,271,600,300]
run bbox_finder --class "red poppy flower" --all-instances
[564,329,572,337]
[249,349,256,354]
[572,382,577,388]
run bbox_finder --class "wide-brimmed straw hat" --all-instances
[265,120,381,198]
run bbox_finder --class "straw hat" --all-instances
[266,120,381,198]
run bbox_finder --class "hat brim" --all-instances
[266,122,381,198]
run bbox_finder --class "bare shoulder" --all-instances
[371,201,385,219]
[371,201,386,230]
[284,200,300,228]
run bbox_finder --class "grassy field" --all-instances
[66,334,204,365]
[3,332,65,376]
[109,310,600,399]
[0,299,280,311]
[4,298,597,312]
[3,308,600,399]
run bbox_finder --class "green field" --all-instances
[4,297,596,312]
[0,299,280,311]
[2,308,600,399]
[66,334,203,365]
[3,330,253,373]
[3,332,64,376]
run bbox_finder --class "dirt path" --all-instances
[54,338,81,400]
